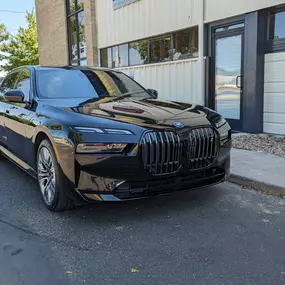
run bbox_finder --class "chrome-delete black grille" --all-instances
[141,131,182,175]
[188,128,219,169]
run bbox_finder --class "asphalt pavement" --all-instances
[1,158,285,285]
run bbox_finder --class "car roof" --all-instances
[15,65,116,72]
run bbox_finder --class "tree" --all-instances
[0,24,9,43]
[0,10,39,72]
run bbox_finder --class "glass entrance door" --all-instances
[215,32,243,130]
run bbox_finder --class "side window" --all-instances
[1,72,20,95]
[15,70,31,101]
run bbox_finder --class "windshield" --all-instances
[36,68,151,100]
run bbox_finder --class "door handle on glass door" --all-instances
[236,75,242,88]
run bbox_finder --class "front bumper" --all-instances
[74,141,231,202]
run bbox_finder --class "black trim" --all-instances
[207,18,245,131]
[242,11,266,133]
[264,5,285,53]
[208,15,245,35]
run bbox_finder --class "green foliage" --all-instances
[0,10,39,72]
[0,24,9,43]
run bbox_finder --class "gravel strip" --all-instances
[232,134,285,157]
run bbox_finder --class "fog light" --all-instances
[76,143,127,154]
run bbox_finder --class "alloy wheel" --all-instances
[37,146,56,205]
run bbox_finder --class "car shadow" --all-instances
[0,157,223,228]
[62,184,222,227]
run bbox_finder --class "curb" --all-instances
[228,174,285,198]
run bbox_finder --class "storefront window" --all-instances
[80,59,87,66]
[129,40,148,65]
[118,44,129,67]
[67,0,86,65]
[101,45,129,68]
[100,27,199,68]
[69,15,78,61]
[173,27,198,60]
[78,11,86,60]
[68,0,76,14]
[149,35,172,63]
[269,8,285,40]
[112,47,118,68]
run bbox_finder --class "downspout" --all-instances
[198,0,205,105]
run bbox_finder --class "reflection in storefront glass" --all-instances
[215,35,242,120]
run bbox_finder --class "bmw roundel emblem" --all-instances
[173,122,184,128]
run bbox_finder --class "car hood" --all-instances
[44,97,220,129]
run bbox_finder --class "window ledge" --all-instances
[115,57,199,70]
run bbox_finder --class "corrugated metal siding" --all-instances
[205,0,285,23]
[117,59,202,104]
[264,52,285,135]
[96,0,200,48]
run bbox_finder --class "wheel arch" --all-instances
[32,126,76,186]
[32,127,59,169]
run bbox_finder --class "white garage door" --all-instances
[264,52,285,135]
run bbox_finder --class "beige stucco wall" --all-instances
[205,0,285,23]
[85,0,99,66]
[36,0,69,66]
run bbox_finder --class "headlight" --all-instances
[217,121,231,146]
[76,143,128,154]
[73,127,133,135]
[215,117,227,128]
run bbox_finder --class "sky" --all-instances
[0,0,35,34]
[0,0,35,76]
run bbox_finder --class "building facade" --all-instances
[36,0,285,134]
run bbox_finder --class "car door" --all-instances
[0,71,21,147]
[5,69,34,164]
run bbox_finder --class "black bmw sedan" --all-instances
[0,66,231,211]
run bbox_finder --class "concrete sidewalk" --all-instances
[229,149,285,197]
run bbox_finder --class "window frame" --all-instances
[1,71,21,89]
[265,6,285,53]
[66,0,86,66]
[15,69,32,102]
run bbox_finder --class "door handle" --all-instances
[236,75,242,88]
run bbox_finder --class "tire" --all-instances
[36,139,74,212]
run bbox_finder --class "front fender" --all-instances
[33,125,76,185]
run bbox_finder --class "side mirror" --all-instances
[147,88,158,99]
[4,90,24,103]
